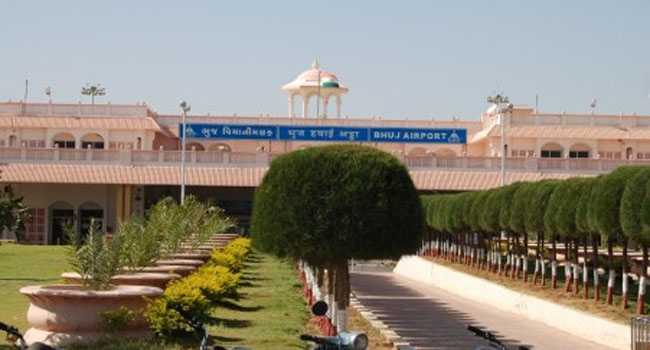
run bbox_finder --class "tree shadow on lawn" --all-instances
[217,300,264,312]
[206,316,252,329]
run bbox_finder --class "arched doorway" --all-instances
[80,133,105,149]
[52,132,76,149]
[48,201,74,245]
[569,143,591,158]
[78,202,104,238]
[540,142,563,158]
[435,148,457,158]
[8,135,17,147]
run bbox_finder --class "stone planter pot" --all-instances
[165,252,211,262]
[20,284,162,346]
[141,265,196,277]
[154,259,204,268]
[61,272,180,290]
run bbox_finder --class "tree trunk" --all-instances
[533,234,540,285]
[573,238,580,296]
[552,234,558,289]
[541,233,546,287]
[593,234,600,302]
[622,237,629,309]
[326,266,336,336]
[334,260,350,333]
[583,236,589,299]
[637,245,647,315]
[523,232,529,283]
[565,237,572,293]
[514,234,520,280]
[606,238,614,305]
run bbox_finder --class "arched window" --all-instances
[78,201,103,238]
[569,143,591,158]
[540,142,563,158]
[80,133,105,149]
[408,147,428,157]
[208,143,232,152]
[434,148,457,158]
[187,142,205,151]
[52,132,76,149]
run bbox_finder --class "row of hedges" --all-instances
[145,237,252,336]
[421,166,650,314]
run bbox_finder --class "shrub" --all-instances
[145,278,211,336]
[118,218,161,271]
[100,306,136,333]
[223,237,252,261]
[66,219,124,290]
[186,265,240,301]
[210,251,243,272]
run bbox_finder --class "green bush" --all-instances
[145,278,211,336]
[100,306,136,333]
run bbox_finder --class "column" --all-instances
[336,95,342,118]
[288,94,295,117]
[302,95,310,118]
[322,96,330,118]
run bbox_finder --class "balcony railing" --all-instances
[1,147,649,173]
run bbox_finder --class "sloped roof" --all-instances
[0,116,162,131]
[0,163,590,191]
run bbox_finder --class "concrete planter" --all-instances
[141,265,196,277]
[61,272,180,290]
[19,284,162,346]
[154,259,204,268]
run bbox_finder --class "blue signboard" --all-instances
[181,123,466,144]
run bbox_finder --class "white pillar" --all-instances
[336,95,342,118]
[302,95,310,118]
[288,94,295,117]
[322,95,330,118]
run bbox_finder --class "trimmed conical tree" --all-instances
[251,145,423,332]
[527,180,559,286]
[498,183,524,279]
[510,182,534,283]
[621,168,650,313]
[546,179,573,289]
[554,178,589,295]
[590,166,645,307]
[575,178,599,301]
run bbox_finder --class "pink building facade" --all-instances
[2,64,650,244]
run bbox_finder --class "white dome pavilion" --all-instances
[282,60,349,118]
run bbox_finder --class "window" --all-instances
[81,141,105,149]
[569,151,589,158]
[541,150,562,158]
[54,140,75,149]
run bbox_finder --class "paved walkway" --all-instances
[351,271,616,350]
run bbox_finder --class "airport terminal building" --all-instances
[2,63,650,244]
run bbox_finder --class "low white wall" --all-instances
[394,255,629,350]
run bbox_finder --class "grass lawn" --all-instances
[1,244,311,349]
[0,243,68,334]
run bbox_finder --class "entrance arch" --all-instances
[569,143,591,158]
[78,201,104,238]
[540,142,563,158]
[48,201,74,245]
[80,133,105,149]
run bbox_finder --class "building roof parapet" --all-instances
[0,102,153,118]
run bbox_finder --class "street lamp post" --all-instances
[179,100,191,205]
[487,94,513,187]
[81,84,106,104]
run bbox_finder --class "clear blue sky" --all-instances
[1,1,649,120]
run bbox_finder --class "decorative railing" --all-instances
[0,147,648,173]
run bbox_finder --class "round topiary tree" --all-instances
[526,180,559,286]
[498,183,523,279]
[251,145,423,331]
[621,168,650,313]
[509,182,534,283]
[575,177,599,301]
[591,166,645,306]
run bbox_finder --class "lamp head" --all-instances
[179,100,191,112]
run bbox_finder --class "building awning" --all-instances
[0,163,590,191]
[473,125,650,141]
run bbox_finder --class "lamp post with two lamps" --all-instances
[179,100,191,205]
[487,94,514,186]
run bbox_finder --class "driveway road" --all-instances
[350,271,616,350]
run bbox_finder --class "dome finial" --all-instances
[311,57,320,70]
